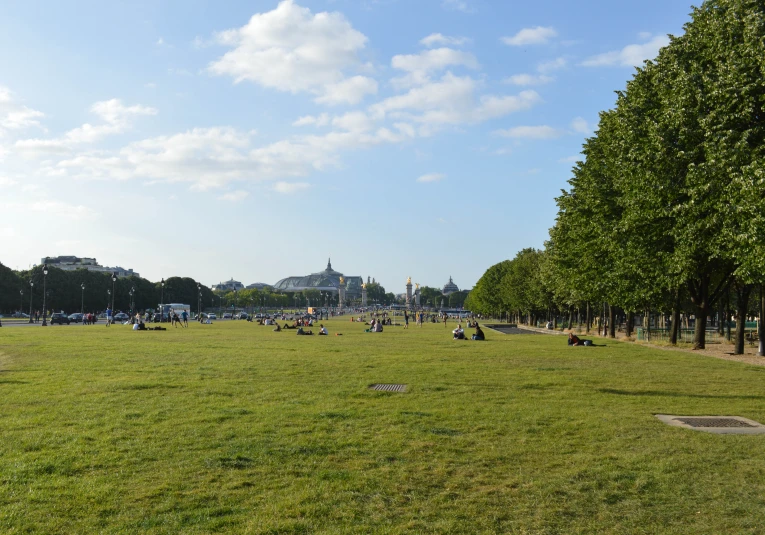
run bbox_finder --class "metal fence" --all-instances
[635,328,753,344]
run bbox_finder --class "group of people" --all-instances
[453,322,485,341]
[170,310,188,328]
[366,319,384,332]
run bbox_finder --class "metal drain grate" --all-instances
[675,417,755,428]
[370,384,407,392]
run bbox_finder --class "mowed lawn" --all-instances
[1,319,765,534]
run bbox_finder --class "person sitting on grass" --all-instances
[319,324,328,335]
[274,323,282,332]
[453,324,465,340]
[472,323,485,341]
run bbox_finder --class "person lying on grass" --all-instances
[568,333,597,346]
[296,327,313,335]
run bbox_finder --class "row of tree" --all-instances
[0,262,218,315]
[466,0,765,354]
[0,262,404,314]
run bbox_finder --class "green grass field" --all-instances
[1,319,765,534]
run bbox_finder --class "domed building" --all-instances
[442,276,459,295]
[273,259,363,300]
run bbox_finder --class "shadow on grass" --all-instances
[598,388,765,400]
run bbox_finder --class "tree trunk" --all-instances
[608,304,615,338]
[689,276,710,350]
[759,285,764,357]
[734,283,753,355]
[568,306,574,331]
[718,300,725,336]
[725,288,731,342]
[670,289,681,345]
[585,302,590,334]
[645,308,651,341]
[626,311,634,338]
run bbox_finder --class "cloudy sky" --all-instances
[0,0,693,292]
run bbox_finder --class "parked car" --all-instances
[68,313,84,323]
[207,313,217,320]
[223,313,232,319]
[114,313,129,322]
[50,313,71,325]
[237,312,249,320]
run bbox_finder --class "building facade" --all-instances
[273,259,363,301]
[42,256,139,278]
[214,279,245,292]
[442,276,459,295]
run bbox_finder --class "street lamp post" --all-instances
[81,283,85,315]
[233,289,238,318]
[160,278,165,322]
[19,289,23,315]
[197,283,201,319]
[41,264,48,326]
[128,287,134,316]
[111,273,117,313]
[28,281,34,323]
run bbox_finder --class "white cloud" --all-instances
[559,155,580,163]
[391,48,479,88]
[144,82,157,89]
[272,181,310,194]
[581,35,669,67]
[417,173,445,183]
[15,98,157,156]
[537,57,566,74]
[0,176,18,186]
[420,33,470,48]
[208,0,374,105]
[332,111,374,132]
[4,200,98,221]
[0,86,45,132]
[156,37,165,46]
[218,190,249,202]
[502,27,557,46]
[570,117,591,134]
[293,113,330,127]
[314,75,378,106]
[494,125,561,139]
[504,74,554,86]
[370,73,541,130]
[441,0,475,13]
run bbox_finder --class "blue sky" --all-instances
[0,0,693,293]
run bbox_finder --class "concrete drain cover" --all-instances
[656,414,765,435]
[370,384,407,393]
[676,417,754,428]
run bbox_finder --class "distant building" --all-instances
[214,279,245,292]
[245,282,272,290]
[442,276,459,295]
[273,259,363,299]
[42,256,139,278]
